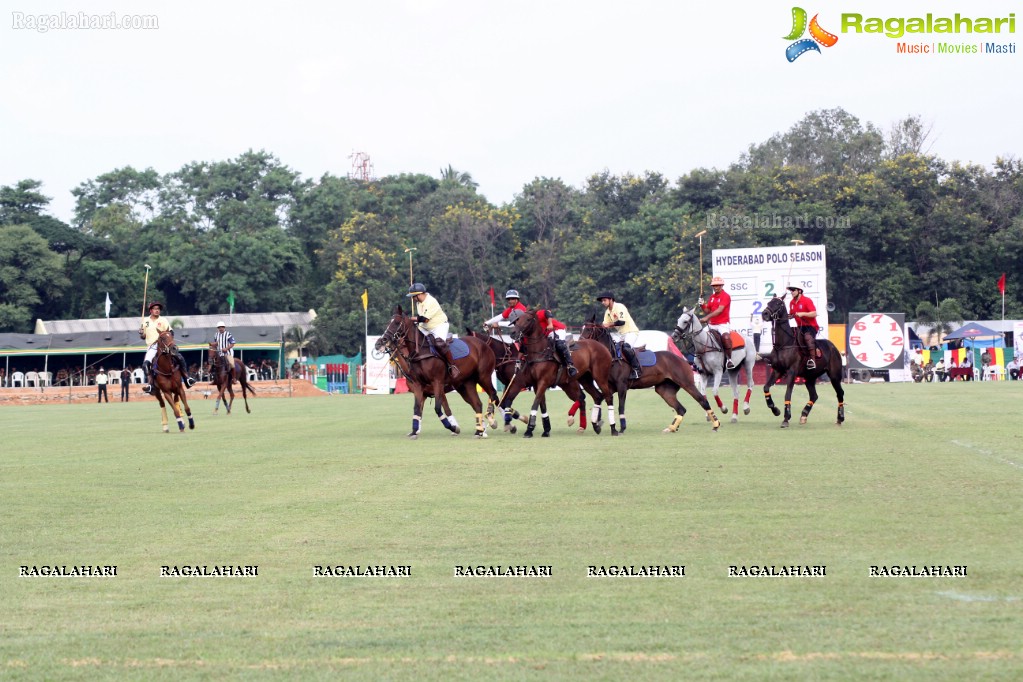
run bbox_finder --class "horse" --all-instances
[672,307,757,423]
[207,342,256,415]
[375,306,499,439]
[760,295,845,428]
[578,319,721,434]
[499,309,618,437]
[152,330,195,433]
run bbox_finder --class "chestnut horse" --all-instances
[500,309,616,437]
[152,330,195,433]
[207,342,256,415]
[579,319,721,434]
[376,306,499,439]
[761,295,845,428]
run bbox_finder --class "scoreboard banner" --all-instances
[711,245,828,355]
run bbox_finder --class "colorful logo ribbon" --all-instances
[784,7,838,62]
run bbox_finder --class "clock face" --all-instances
[848,313,905,369]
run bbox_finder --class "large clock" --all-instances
[847,313,906,370]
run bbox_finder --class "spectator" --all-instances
[120,368,131,401]
[934,358,946,382]
[96,367,109,403]
[1007,355,1020,381]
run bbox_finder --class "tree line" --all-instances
[2,108,1020,355]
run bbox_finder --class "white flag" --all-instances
[105,292,112,318]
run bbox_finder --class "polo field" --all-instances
[2,381,1021,680]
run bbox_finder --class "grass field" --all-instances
[2,381,1022,680]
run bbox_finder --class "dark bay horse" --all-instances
[376,307,499,439]
[467,328,596,435]
[501,309,616,437]
[579,319,721,433]
[153,330,195,433]
[761,295,845,428]
[207,342,255,415]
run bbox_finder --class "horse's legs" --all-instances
[763,368,783,417]
[155,392,170,433]
[655,383,687,433]
[175,387,194,431]
[454,381,487,439]
[742,353,755,415]
[433,379,460,435]
[409,390,426,438]
[523,378,551,439]
[781,375,797,428]
[799,378,820,425]
[832,368,846,425]
[678,376,721,432]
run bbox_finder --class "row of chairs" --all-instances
[3,371,53,388]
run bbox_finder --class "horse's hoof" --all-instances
[475,431,487,439]
[162,427,169,433]
[730,415,738,424]
[705,414,711,422]
[541,432,550,438]
[523,431,533,439]
[567,417,575,427]
[407,432,418,440]
[780,422,790,429]
[577,427,586,434]
[799,416,808,425]
[722,407,729,414]
[771,407,781,417]
[592,424,602,435]
[611,431,620,437]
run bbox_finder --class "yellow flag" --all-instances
[361,289,368,311]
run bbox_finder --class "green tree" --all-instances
[0,225,70,331]
[915,298,964,344]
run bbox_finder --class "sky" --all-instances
[1,0,1020,224]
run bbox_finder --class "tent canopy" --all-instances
[943,322,1002,340]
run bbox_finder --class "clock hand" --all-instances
[876,340,883,350]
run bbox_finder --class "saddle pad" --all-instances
[728,331,746,350]
[637,350,657,367]
[449,338,470,360]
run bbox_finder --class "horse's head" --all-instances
[376,305,415,354]
[762,295,788,323]
[578,314,605,342]
[157,329,177,354]
[673,306,699,344]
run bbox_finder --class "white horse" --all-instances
[673,307,757,423]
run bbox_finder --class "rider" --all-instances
[483,289,528,330]
[139,301,196,394]
[698,275,735,369]
[535,308,577,377]
[597,291,641,380]
[211,320,236,382]
[787,283,819,369]
[407,282,459,377]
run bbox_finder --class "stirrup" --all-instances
[567,365,578,377]
[629,368,641,380]
[142,384,153,394]
[806,359,816,370]
[447,365,460,377]
[725,359,736,370]
[185,377,196,388]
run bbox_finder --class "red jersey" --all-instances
[789,295,819,331]
[702,290,731,325]
[500,301,528,318]
[535,309,566,332]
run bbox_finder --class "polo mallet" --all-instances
[404,246,418,317]
[694,230,708,301]
[784,239,804,301]
[141,264,152,316]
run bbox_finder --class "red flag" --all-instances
[488,287,495,306]
[998,273,1006,295]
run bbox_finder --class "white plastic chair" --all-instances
[39,371,52,387]
[12,371,25,387]
[25,371,39,387]
[132,368,145,384]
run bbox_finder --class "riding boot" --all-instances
[142,360,154,394]
[433,337,460,378]
[622,343,641,380]
[554,339,578,377]
[804,332,818,370]
[721,332,735,370]
[175,351,197,388]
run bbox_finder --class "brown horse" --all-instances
[153,330,195,433]
[207,342,256,415]
[579,319,721,433]
[760,295,845,428]
[500,309,616,437]
[466,328,597,434]
[375,306,499,439]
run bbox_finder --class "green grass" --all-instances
[2,382,1022,680]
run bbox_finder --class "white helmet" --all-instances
[216,320,226,327]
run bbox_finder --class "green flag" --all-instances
[227,291,235,313]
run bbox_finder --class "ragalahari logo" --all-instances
[784,7,838,61]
